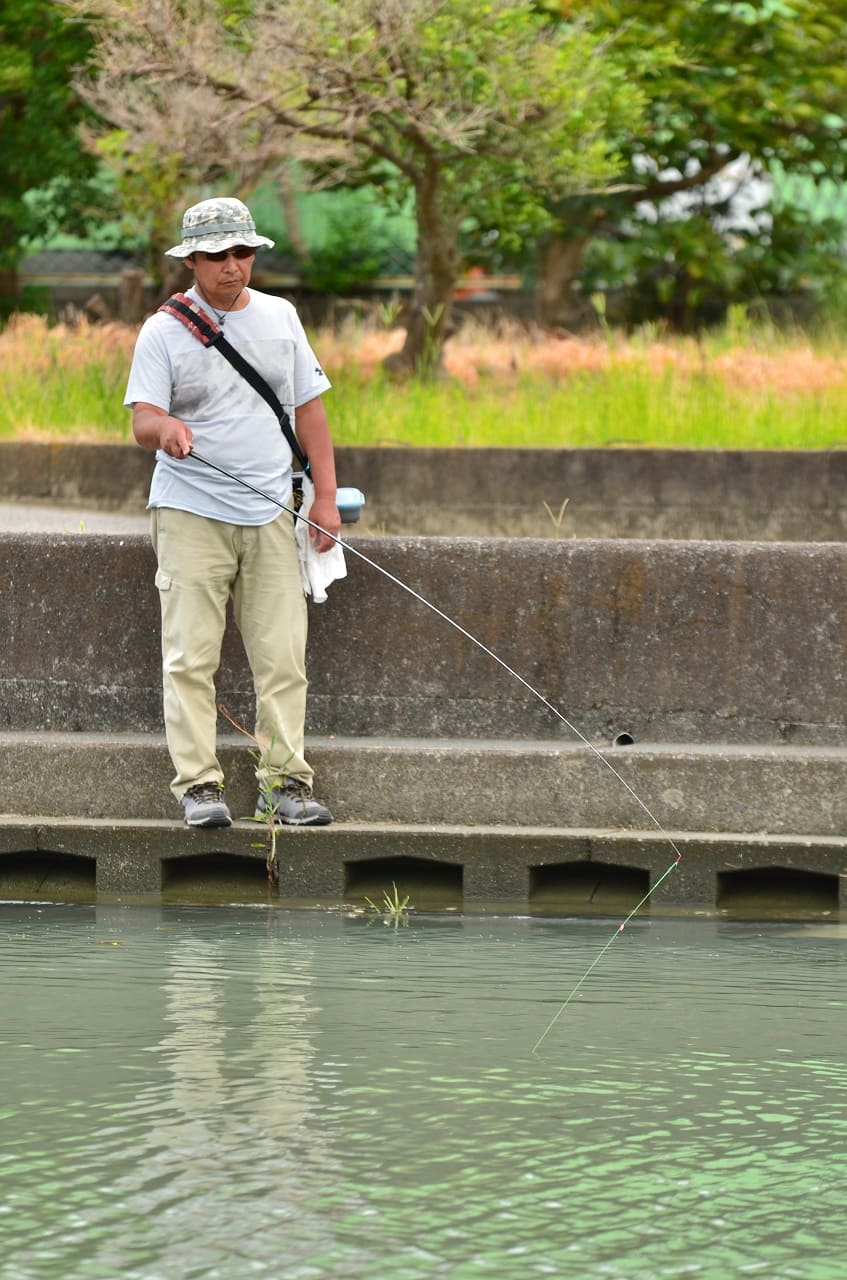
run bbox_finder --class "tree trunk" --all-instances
[277,164,311,263]
[0,264,20,316]
[534,231,591,330]
[156,255,193,308]
[148,199,194,306]
[119,268,146,324]
[383,162,461,378]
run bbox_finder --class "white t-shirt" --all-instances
[124,287,332,524]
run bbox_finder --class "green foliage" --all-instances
[740,207,847,311]
[92,131,198,284]
[215,0,256,28]
[28,0,847,334]
[292,0,660,363]
[7,312,847,451]
[0,0,104,270]
[581,199,847,328]
[277,0,654,222]
[528,0,847,323]
[583,217,742,327]
[297,207,399,295]
[565,0,847,177]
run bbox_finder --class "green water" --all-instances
[1,904,846,1279]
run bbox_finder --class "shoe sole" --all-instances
[281,815,333,827]
[254,812,333,827]
[183,812,233,828]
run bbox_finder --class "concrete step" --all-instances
[1,815,845,913]
[2,731,847,835]
[4,732,846,911]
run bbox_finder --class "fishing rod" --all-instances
[190,447,682,1047]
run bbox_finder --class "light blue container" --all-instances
[336,486,366,523]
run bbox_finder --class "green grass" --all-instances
[2,312,846,450]
[4,364,132,441]
[0,315,136,442]
[328,367,847,450]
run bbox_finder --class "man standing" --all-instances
[125,196,339,829]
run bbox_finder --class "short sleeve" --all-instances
[124,318,177,411]
[290,311,332,407]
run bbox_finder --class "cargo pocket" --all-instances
[155,569,173,592]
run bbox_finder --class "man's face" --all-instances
[188,246,255,306]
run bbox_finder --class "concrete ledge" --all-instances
[1,816,844,912]
[4,442,847,540]
[4,533,847,745]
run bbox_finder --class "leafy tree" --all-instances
[66,0,281,297]
[579,197,847,329]
[72,0,651,372]
[0,0,106,308]
[533,0,847,326]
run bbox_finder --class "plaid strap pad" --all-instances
[158,293,221,346]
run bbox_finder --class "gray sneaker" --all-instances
[181,781,232,828]
[256,781,333,827]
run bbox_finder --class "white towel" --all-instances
[293,475,347,604]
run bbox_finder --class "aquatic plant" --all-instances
[365,881,411,927]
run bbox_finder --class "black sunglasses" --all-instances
[202,246,256,261]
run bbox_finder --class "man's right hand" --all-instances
[158,415,194,458]
[131,402,193,457]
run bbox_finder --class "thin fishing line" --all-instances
[191,448,674,836]
[530,854,680,1056]
[190,448,683,1030]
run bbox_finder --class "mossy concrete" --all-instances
[3,532,847,745]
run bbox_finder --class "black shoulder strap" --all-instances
[214,333,309,473]
[158,293,310,474]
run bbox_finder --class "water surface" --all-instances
[2,905,846,1279]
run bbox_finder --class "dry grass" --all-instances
[320,314,847,396]
[2,312,138,372]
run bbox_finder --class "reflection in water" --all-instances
[1,906,846,1279]
[97,928,340,1279]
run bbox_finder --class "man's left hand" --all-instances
[308,494,341,552]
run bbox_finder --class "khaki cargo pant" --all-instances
[151,507,311,800]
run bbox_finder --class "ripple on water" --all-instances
[1,905,846,1279]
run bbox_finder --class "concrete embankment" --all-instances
[2,495,847,913]
[4,440,847,540]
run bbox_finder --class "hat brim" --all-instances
[165,231,275,258]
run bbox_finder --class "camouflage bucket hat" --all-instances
[164,197,275,258]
